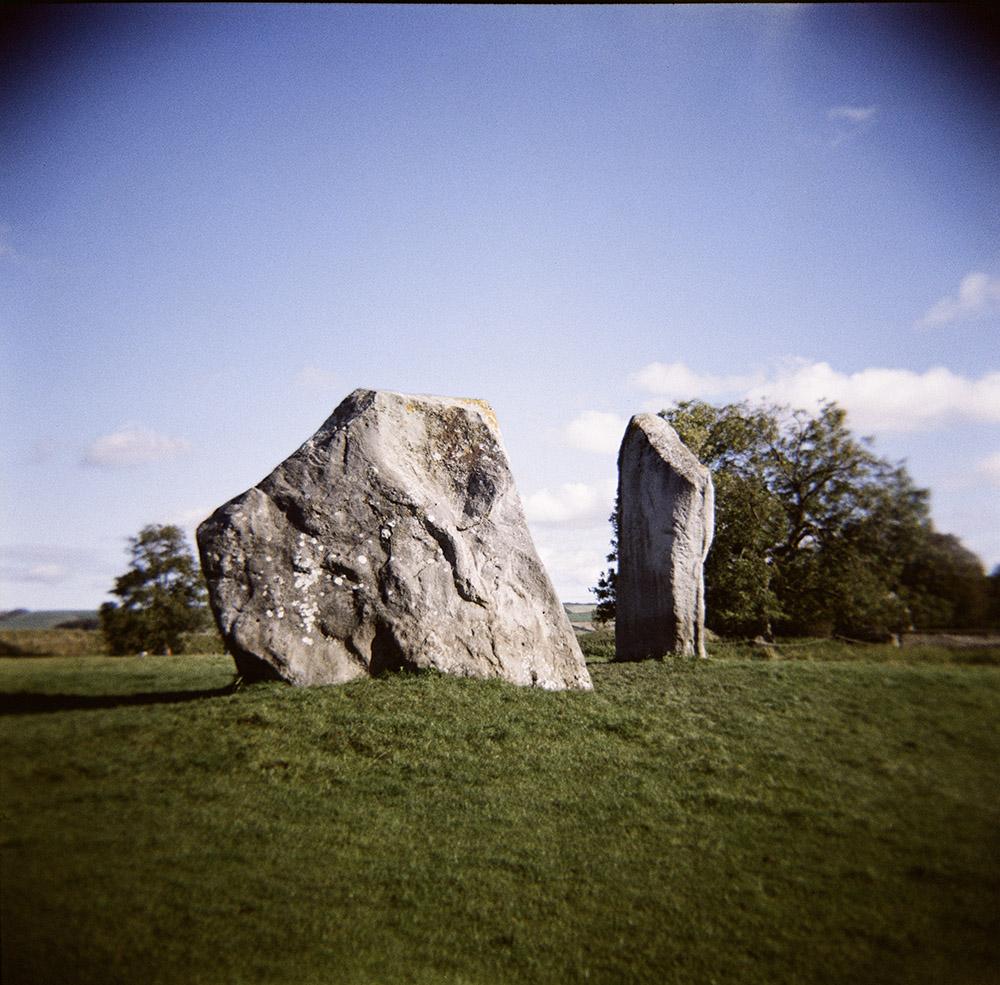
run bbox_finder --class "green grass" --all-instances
[0,628,105,657]
[578,627,616,661]
[2,653,998,985]
[707,636,1000,666]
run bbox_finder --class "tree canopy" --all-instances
[594,400,990,638]
[100,524,208,655]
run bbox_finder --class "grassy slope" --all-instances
[1,654,998,985]
[0,610,98,630]
[0,628,227,657]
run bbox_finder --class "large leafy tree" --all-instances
[899,532,990,630]
[100,524,208,655]
[594,400,986,638]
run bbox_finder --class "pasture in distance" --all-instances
[1,634,998,985]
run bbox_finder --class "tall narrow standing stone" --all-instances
[197,389,591,690]
[616,414,714,660]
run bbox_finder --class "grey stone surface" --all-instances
[197,389,591,690]
[616,414,714,659]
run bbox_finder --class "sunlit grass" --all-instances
[2,652,998,984]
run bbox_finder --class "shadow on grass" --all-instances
[0,682,240,716]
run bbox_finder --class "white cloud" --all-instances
[295,366,340,389]
[82,425,193,469]
[916,272,1000,329]
[522,480,615,526]
[529,527,612,604]
[746,363,1000,433]
[549,410,628,454]
[828,105,877,123]
[0,543,111,596]
[630,359,1000,433]
[629,362,759,399]
[827,104,877,145]
[25,564,70,583]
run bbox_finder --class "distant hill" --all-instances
[5,606,593,630]
[0,610,99,630]
[563,603,603,633]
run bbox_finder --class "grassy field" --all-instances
[0,628,226,658]
[1,648,998,985]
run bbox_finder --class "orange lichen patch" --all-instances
[402,395,501,437]
[457,398,499,434]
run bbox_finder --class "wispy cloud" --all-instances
[25,563,71,584]
[828,105,877,124]
[295,366,341,389]
[974,451,1000,488]
[0,223,24,263]
[548,410,628,454]
[916,272,1000,329]
[827,104,877,145]
[82,424,193,469]
[630,359,1000,433]
[0,544,105,588]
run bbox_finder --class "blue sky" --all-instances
[2,4,998,609]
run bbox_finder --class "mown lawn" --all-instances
[1,652,998,985]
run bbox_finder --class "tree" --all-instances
[100,524,208,655]
[593,399,987,638]
[989,566,1000,628]
[898,532,989,629]
[592,495,618,625]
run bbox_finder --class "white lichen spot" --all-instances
[302,637,314,647]
[333,576,344,586]
[357,555,368,565]
[266,609,274,618]
[294,568,322,591]
[292,595,320,634]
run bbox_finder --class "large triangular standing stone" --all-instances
[198,389,591,690]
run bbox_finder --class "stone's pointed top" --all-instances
[326,390,504,443]
[622,413,710,484]
[198,389,591,690]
